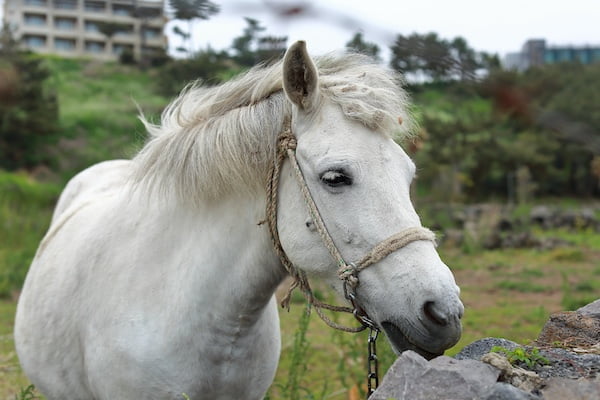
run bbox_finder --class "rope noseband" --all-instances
[265,116,436,332]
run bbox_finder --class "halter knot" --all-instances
[337,263,359,288]
[278,131,297,152]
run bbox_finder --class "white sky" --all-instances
[1,0,598,58]
[169,0,599,59]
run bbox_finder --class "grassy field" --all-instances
[1,57,599,399]
[1,172,598,399]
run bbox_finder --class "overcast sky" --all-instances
[1,0,598,59]
[167,0,599,59]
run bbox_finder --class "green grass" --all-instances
[38,56,169,180]
[0,172,58,298]
[496,280,549,293]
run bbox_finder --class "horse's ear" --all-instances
[282,41,320,111]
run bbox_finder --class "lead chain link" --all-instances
[366,327,379,398]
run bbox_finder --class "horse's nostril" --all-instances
[423,301,449,326]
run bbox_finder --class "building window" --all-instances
[113,5,132,16]
[55,17,76,30]
[113,43,133,55]
[23,35,46,48]
[85,41,105,53]
[137,7,162,18]
[54,0,77,9]
[54,38,76,51]
[557,49,571,62]
[115,25,134,36]
[577,50,591,64]
[24,0,47,6]
[84,1,105,12]
[24,13,47,26]
[143,28,161,39]
[84,20,100,32]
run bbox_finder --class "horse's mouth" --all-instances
[380,321,441,360]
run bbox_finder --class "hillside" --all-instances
[40,57,169,181]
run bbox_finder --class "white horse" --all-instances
[15,41,463,400]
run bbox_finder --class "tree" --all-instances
[390,33,485,82]
[157,46,230,96]
[345,32,380,61]
[449,37,478,80]
[230,18,286,67]
[256,35,287,64]
[0,26,59,170]
[230,17,265,66]
[169,0,220,55]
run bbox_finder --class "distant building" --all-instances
[503,39,600,70]
[2,0,168,61]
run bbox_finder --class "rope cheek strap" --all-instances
[265,116,436,332]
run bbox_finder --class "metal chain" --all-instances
[343,272,380,397]
[367,327,379,398]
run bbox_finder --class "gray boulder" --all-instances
[454,337,519,361]
[370,350,500,400]
[485,382,539,400]
[578,299,600,316]
[542,377,600,400]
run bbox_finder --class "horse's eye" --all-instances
[320,170,353,187]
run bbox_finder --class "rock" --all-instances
[536,311,600,348]
[541,377,600,400]
[578,299,600,316]
[454,337,520,361]
[484,382,540,400]
[529,347,600,380]
[372,300,600,399]
[530,205,554,228]
[481,352,544,392]
[370,350,500,400]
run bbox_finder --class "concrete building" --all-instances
[504,39,600,71]
[2,0,168,61]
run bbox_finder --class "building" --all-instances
[2,0,168,61]
[504,39,600,71]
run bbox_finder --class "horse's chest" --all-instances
[100,302,281,399]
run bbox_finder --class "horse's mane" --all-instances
[133,52,415,203]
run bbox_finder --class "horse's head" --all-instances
[275,41,463,358]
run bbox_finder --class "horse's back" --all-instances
[51,159,131,223]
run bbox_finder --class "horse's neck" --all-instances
[165,193,287,324]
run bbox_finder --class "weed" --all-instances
[548,248,584,262]
[275,302,314,400]
[14,385,40,400]
[491,346,550,369]
[496,280,548,293]
[574,280,599,292]
[560,272,598,310]
[519,268,544,278]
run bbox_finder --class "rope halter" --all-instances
[265,116,436,332]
